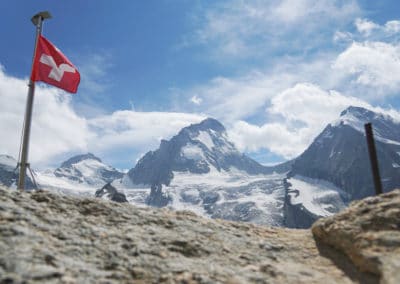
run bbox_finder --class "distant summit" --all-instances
[59,153,102,168]
[54,153,123,186]
[127,117,271,187]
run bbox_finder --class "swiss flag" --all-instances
[31,35,80,93]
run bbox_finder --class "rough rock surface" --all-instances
[312,189,400,284]
[0,186,397,283]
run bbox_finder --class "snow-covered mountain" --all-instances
[3,107,400,228]
[0,155,18,187]
[121,118,289,226]
[53,153,124,186]
[284,106,400,228]
[35,153,124,196]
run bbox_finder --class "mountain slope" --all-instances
[128,118,274,186]
[54,153,124,186]
[124,118,288,226]
[285,106,400,227]
[0,155,17,187]
[35,153,124,196]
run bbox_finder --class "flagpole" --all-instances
[17,11,52,190]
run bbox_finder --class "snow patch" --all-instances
[181,144,205,161]
[195,131,215,150]
[287,175,347,217]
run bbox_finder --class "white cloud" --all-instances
[355,18,379,36]
[191,0,360,58]
[274,0,359,23]
[184,54,342,123]
[354,18,400,38]
[87,111,204,154]
[190,95,202,105]
[385,20,400,34]
[333,41,400,91]
[0,65,89,167]
[333,31,353,44]
[0,66,205,168]
[77,52,113,94]
[229,83,372,159]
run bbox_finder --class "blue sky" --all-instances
[1,0,400,169]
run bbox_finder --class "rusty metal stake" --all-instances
[364,123,383,195]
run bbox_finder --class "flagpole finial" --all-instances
[31,11,52,26]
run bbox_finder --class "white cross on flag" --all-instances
[31,35,80,93]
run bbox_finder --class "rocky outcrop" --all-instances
[0,185,398,283]
[95,183,128,203]
[312,189,400,284]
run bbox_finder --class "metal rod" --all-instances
[17,13,46,190]
[364,123,383,195]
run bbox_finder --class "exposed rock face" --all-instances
[127,118,282,189]
[285,106,400,228]
[1,185,398,283]
[291,106,400,201]
[312,189,400,284]
[95,183,128,203]
[124,118,290,225]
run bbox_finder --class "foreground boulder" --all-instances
[312,189,400,284]
[0,186,398,283]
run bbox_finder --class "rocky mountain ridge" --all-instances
[0,185,398,283]
[127,118,279,187]
[123,118,289,225]
[285,106,400,228]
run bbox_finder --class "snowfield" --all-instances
[287,175,348,217]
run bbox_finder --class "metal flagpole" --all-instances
[17,11,52,190]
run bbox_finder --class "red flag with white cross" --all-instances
[31,35,80,93]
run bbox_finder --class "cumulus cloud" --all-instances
[354,18,400,38]
[0,65,89,167]
[229,83,372,159]
[355,18,379,36]
[87,111,204,155]
[0,66,204,168]
[333,41,400,92]
[184,53,343,123]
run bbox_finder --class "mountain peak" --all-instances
[194,118,226,133]
[128,118,270,187]
[54,153,123,186]
[60,153,101,168]
[339,106,375,121]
